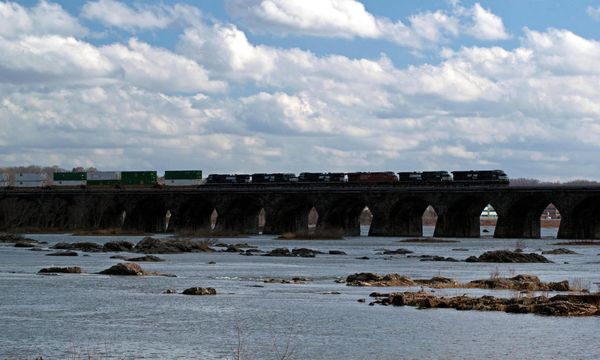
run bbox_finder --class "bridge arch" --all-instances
[216,196,264,234]
[559,196,600,239]
[434,195,492,238]
[494,195,555,238]
[388,197,434,237]
[169,196,215,232]
[124,196,168,232]
[319,196,368,236]
[263,195,316,235]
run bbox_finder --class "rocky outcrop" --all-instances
[126,255,165,262]
[53,242,103,252]
[14,242,36,248]
[46,251,78,256]
[542,248,578,255]
[369,291,600,316]
[412,255,459,262]
[38,266,82,274]
[379,248,414,255]
[98,262,146,275]
[0,233,38,243]
[346,273,416,287]
[182,287,217,295]
[263,247,322,257]
[328,250,346,255]
[102,241,135,252]
[110,255,129,260]
[466,250,552,263]
[468,274,571,291]
[134,237,214,254]
[263,277,310,284]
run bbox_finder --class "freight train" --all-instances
[0,169,509,188]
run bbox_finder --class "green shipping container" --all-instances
[53,172,87,181]
[164,170,202,180]
[87,179,120,186]
[121,171,158,185]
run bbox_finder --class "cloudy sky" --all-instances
[1,0,599,180]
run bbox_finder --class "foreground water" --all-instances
[1,227,600,359]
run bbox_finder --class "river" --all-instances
[1,228,599,359]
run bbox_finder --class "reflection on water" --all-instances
[0,231,598,359]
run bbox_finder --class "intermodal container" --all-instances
[87,171,121,181]
[17,173,47,181]
[87,180,120,186]
[53,172,87,181]
[121,171,158,186]
[165,179,201,186]
[54,180,86,186]
[164,170,202,180]
[15,181,45,187]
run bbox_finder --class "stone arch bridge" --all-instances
[1,185,599,239]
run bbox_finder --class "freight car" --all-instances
[298,172,346,182]
[206,174,251,184]
[347,171,398,184]
[251,173,298,183]
[398,171,452,184]
[451,170,509,185]
[164,170,203,186]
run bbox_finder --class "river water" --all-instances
[1,227,599,359]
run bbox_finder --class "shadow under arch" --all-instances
[319,196,368,236]
[169,196,216,232]
[216,196,264,234]
[435,195,492,238]
[494,196,555,238]
[124,196,168,232]
[559,196,600,239]
[263,196,316,235]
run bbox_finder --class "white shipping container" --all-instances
[165,179,202,186]
[17,173,47,181]
[87,171,121,181]
[15,181,45,187]
[54,180,87,186]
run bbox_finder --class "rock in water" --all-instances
[542,248,578,255]
[46,251,78,256]
[53,242,103,252]
[134,237,213,253]
[126,255,165,262]
[465,250,552,263]
[182,287,217,296]
[39,267,82,274]
[98,262,146,275]
[103,241,135,252]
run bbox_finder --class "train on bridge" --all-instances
[0,169,509,188]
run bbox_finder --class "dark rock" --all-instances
[134,237,213,254]
[46,251,78,256]
[208,261,216,265]
[380,248,414,255]
[346,272,415,287]
[292,248,322,257]
[357,298,366,303]
[452,248,469,251]
[98,262,146,275]
[38,266,82,274]
[14,242,36,248]
[329,250,346,255]
[163,289,177,294]
[0,233,38,243]
[356,256,370,260]
[542,248,578,255]
[110,255,129,260]
[102,241,135,252]
[264,247,291,257]
[53,242,103,252]
[465,250,552,263]
[182,287,217,296]
[126,255,165,262]
[418,255,459,262]
[225,244,241,252]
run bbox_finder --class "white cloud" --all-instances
[464,3,509,40]
[225,0,509,48]
[101,38,226,93]
[0,0,87,38]
[587,5,600,21]
[81,0,202,30]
